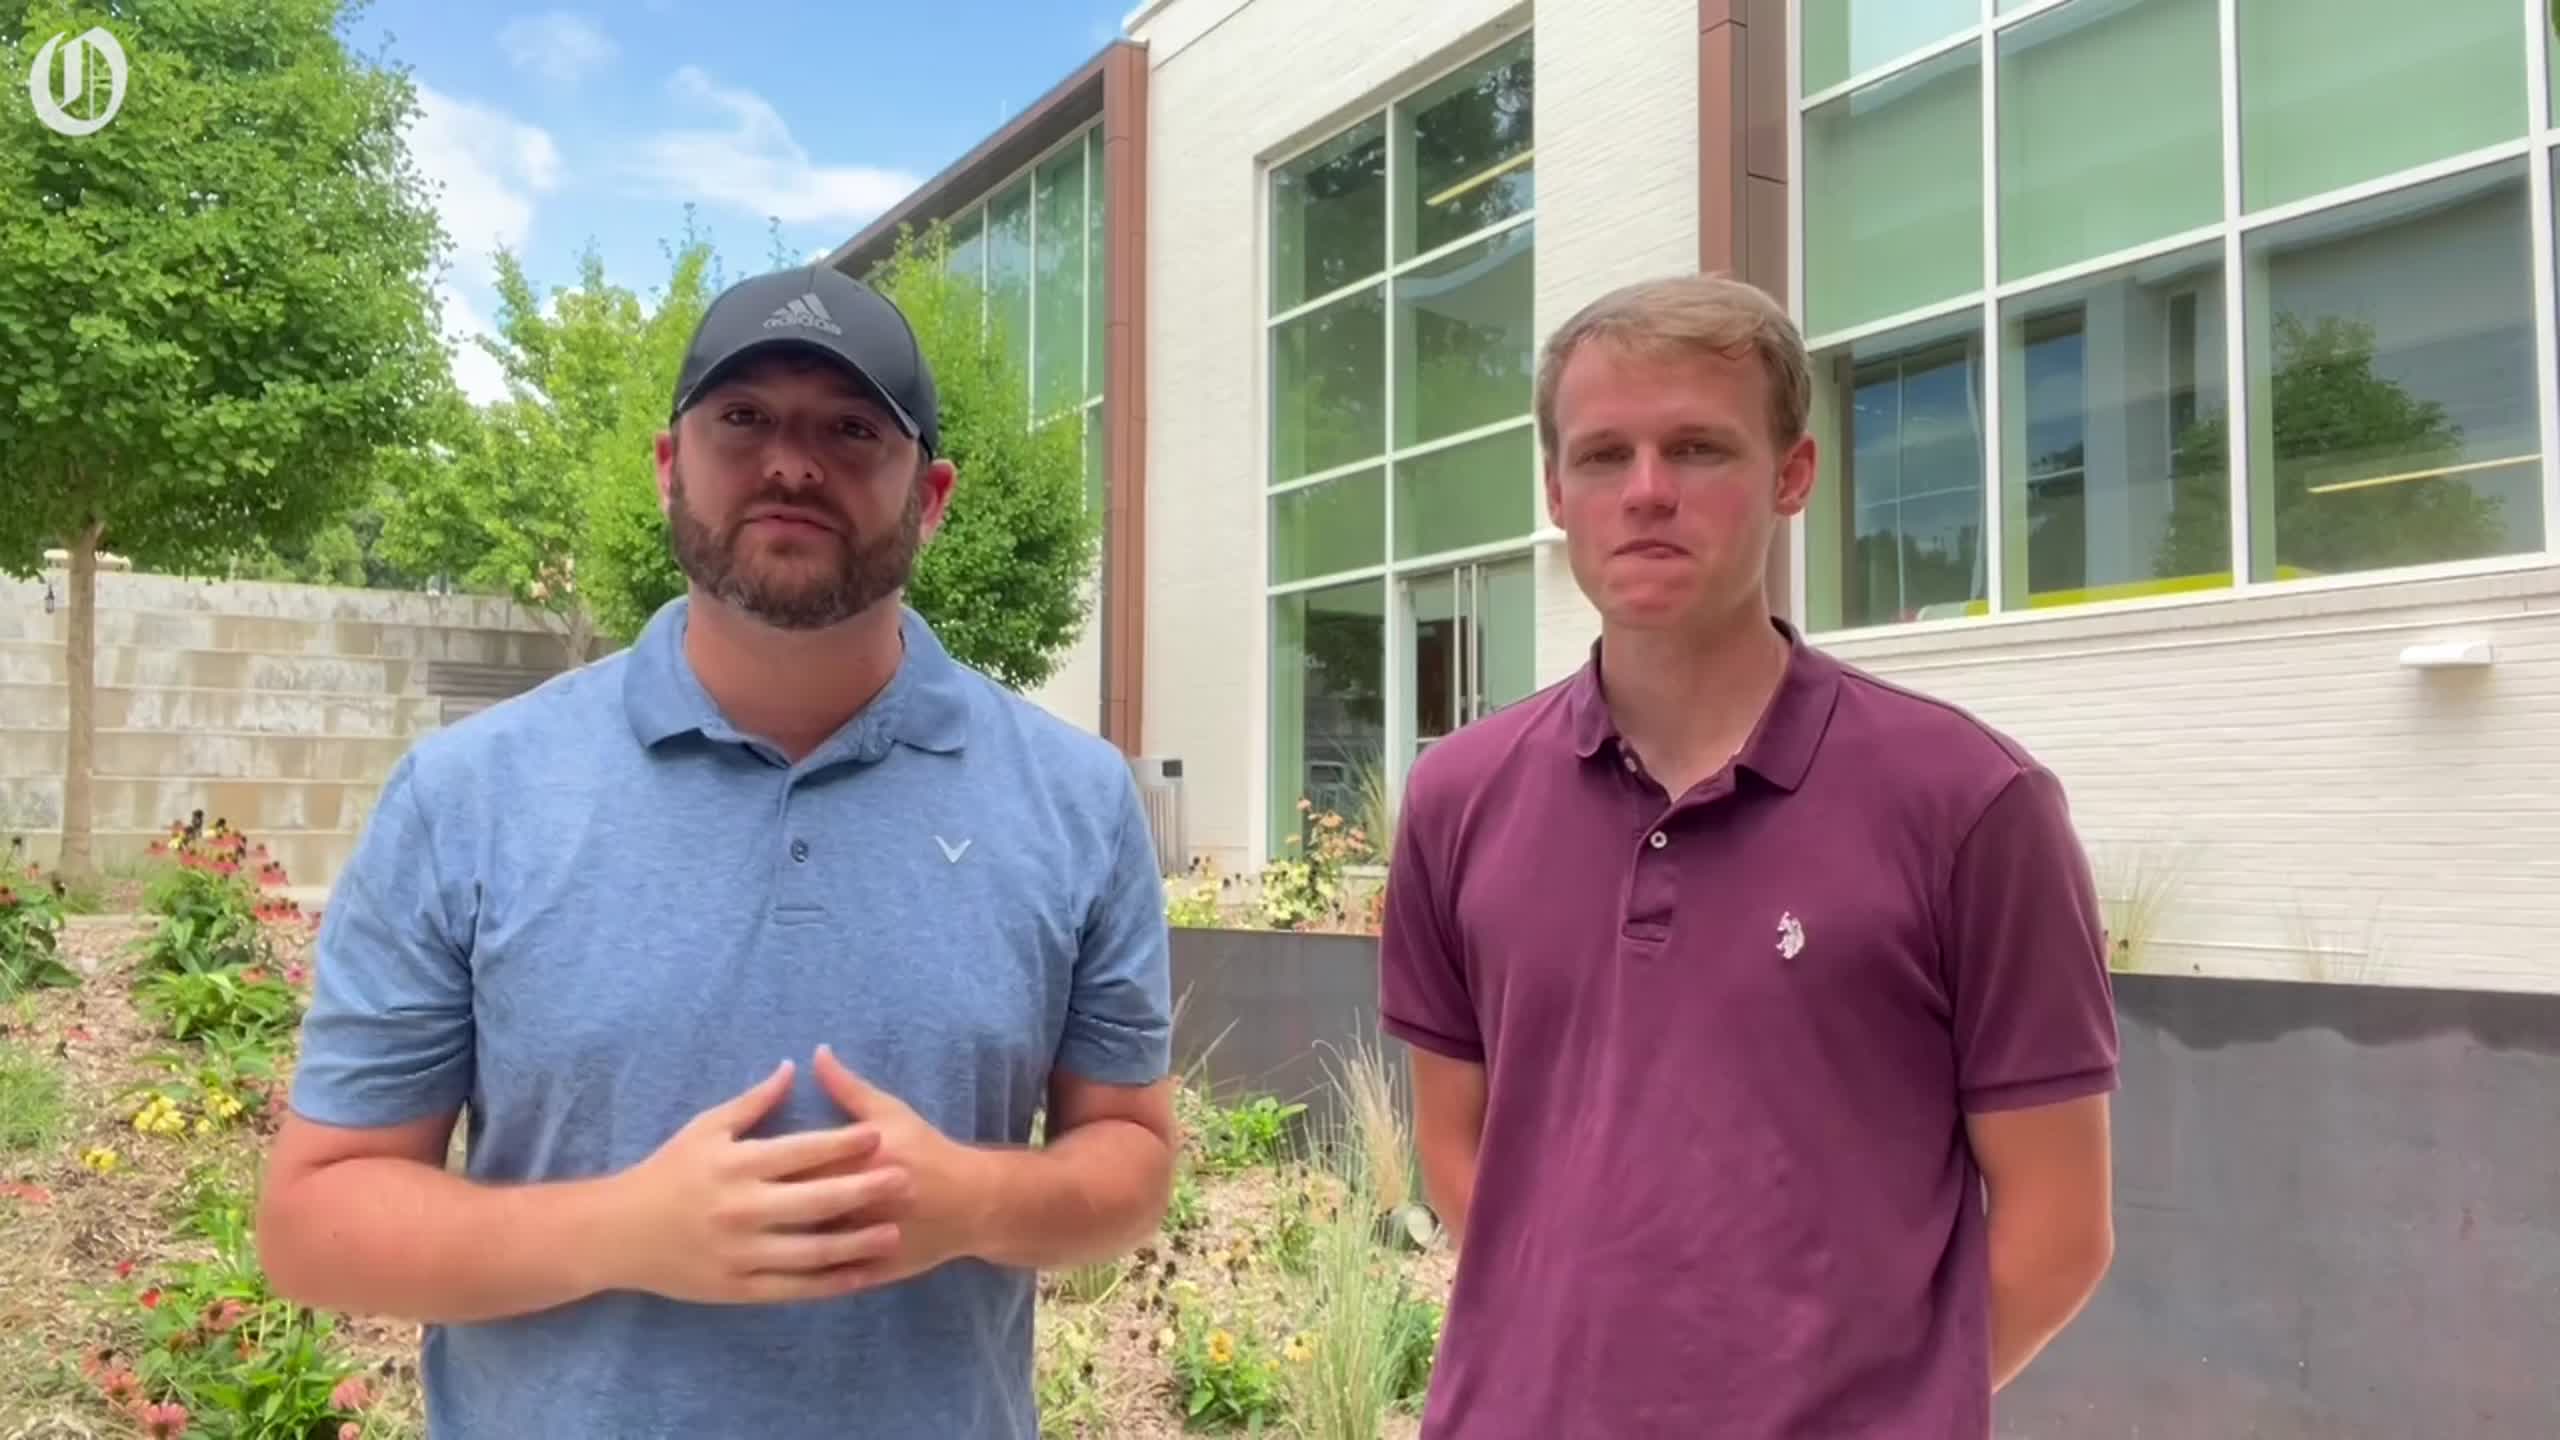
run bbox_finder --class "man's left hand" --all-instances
[808,1044,992,1285]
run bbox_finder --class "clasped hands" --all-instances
[604,1044,991,1306]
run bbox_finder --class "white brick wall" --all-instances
[1529,0,1702,686]
[1134,0,1704,869]
[1819,566,2560,995]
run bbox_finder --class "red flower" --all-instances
[0,1181,52,1206]
[140,1400,188,1437]
[65,1025,93,1043]
[115,1259,135,1279]
[241,968,269,986]
[138,1287,161,1310]
[205,1298,249,1333]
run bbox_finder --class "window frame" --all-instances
[1258,27,1547,855]
[1786,0,2560,641]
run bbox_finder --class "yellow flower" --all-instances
[1206,1329,1235,1368]
[193,1116,213,1137]
[1284,1334,1312,1365]
[80,1146,119,1175]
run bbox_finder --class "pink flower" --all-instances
[331,1376,373,1412]
[285,963,309,986]
[205,1298,248,1333]
[140,1400,188,1438]
[340,1425,362,1440]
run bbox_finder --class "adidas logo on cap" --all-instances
[762,293,844,337]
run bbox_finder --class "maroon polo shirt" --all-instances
[1378,620,2119,1439]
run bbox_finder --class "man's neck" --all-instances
[1597,602,1791,799]
[681,592,907,763]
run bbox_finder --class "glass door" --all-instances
[1400,555,1534,770]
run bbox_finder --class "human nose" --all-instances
[759,421,827,488]
[1618,449,1679,512]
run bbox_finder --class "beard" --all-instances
[666,461,924,631]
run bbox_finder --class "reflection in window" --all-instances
[1273,119,1387,313]
[1271,470,1386,584]
[1802,44,1984,337]
[1033,143,1088,419]
[1801,0,1977,93]
[985,181,1034,388]
[1393,223,1535,447]
[1810,321,1989,629]
[2001,245,2230,608]
[1399,35,1534,260]
[2161,163,2541,582]
[1270,581,1385,852]
[1271,288,1387,482]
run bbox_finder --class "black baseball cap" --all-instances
[669,264,940,455]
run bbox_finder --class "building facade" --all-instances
[838,0,2560,997]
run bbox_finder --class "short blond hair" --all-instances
[1534,274,1812,457]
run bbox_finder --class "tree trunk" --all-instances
[58,519,103,882]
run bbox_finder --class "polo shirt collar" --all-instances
[1566,617,1841,793]
[622,596,971,759]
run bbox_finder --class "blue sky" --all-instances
[343,1,1130,403]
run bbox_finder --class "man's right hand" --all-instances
[599,1059,913,1304]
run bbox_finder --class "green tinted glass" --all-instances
[1998,0,2221,282]
[1806,314,1990,630]
[2241,163,2542,580]
[1802,0,1975,94]
[1998,244,2231,610]
[1270,582,1385,852]
[1271,470,1386,584]
[1396,35,1534,260]
[986,180,1033,402]
[2239,0,2527,213]
[1271,287,1386,482]
[1803,45,1983,337]
[1273,118,1387,313]
[1033,143,1087,418]
[1394,427,1534,560]
[1394,223,1534,447]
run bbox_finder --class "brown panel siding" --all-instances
[1703,0,1797,617]
[1101,44,1150,757]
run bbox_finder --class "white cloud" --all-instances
[408,85,562,284]
[499,12,617,88]
[405,86,562,407]
[440,288,512,406]
[635,67,921,227]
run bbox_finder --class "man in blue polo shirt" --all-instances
[256,264,1177,1438]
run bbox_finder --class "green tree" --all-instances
[2157,313,2506,580]
[0,0,450,878]
[584,221,1101,690]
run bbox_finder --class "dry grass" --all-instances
[2095,841,2195,974]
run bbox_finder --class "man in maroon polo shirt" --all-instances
[1377,274,2118,1438]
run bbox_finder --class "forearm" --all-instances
[1418,1139,1479,1245]
[1985,1221,2111,1390]
[960,1119,1174,1270]
[260,1157,624,1326]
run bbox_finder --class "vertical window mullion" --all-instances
[2528,0,2560,559]
[1978,5,2005,615]
[2219,0,2255,589]
[1382,96,1406,805]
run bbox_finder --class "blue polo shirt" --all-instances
[289,597,1174,1439]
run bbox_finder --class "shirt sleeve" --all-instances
[1056,770,1175,1087]
[288,750,479,1129]
[1941,764,2121,1115]
[1377,758,1482,1063]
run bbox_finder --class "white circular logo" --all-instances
[28,27,128,138]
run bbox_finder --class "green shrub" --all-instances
[82,1192,374,1439]
[0,1038,68,1154]
[0,868,75,999]
[1193,1095,1308,1176]
[136,968,300,1050]
[136,865,271,979]
[1172,1314,1287,1431]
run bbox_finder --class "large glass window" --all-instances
[1795,0,2555,634]
[935,124,1111,515]
[1265,33,1537,849]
